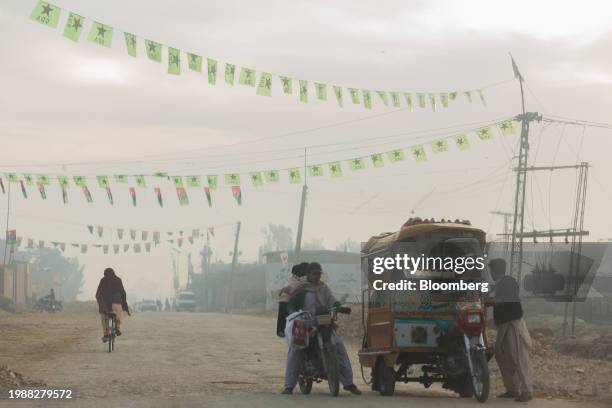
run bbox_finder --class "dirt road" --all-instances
[0,311,607,407]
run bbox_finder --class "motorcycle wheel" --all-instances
[323,343,340,397]
[374,357,395,396]
[298,354,312,394]
[469,350,489,403]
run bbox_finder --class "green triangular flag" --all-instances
[499,120,516,136]
[362,90,372,109]
[390,92,400,108]
[114,175,128,183]
[454,135,470,151]
[288,168,301,184]
[172,176,184,188]
[207,175,218,191]
[411,145,427,162]
[96,175,109,188]
[464,91,473,103]
[250,172,263,187]
[224,174,240,185]
[23,174,34,186]
[333,86,343,107]
[315,83,327,101]
[280,76,292,94]
[225,63,235,85]
[428,93,437,112]
[476,127,492,140]
[145,39,162,62]
[417,93,426,109]
[348,157,365,170]
[57,175,69,187]
[329,162,343,177]
[440,93,449,108]
[168,47,181,75]
[239,67,256,86]
[376,91,389,106]
[256,72,272,97]
[124,32,137,57]
[135,175,146,188]
[73,175,87,186]
[431,139,448,153]
[186,176,201,188]
[348,88,360,104]
[371,153,384,168]
[207,58,217,84]
[387,149,404,162]
[403,93,413,112]
[63,12,84,41]
[36,174,50,185]
[299,80,308,103]
[187,53,202,72]
[264,170,279,183]
[308,165,323,177]
[88,22,113,48]
[30,1,60,28]
[478,90,486,105]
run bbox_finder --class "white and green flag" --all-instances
[224,174,240,185]
[63,12,84,41]
[431,139,448,153]
[329,162,343,177]
[348,157,365,170]
[88,22,113,48]
[288,168,301,184]
[168,47,181,75]
[308,165,323,177]
[280,76,292,94]
[124,32,137,57]
[257,72,272,97]
[186,176,201,188]
[387,149,404,162]
[145,40,162,62]
[188,53,202,72]
[30,1,60,28]
[207,175,218,190]
[239,67,256,86]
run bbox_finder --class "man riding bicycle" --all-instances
[95,268,130,342]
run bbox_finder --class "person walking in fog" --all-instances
[95,268,130,343]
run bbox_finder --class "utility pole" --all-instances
[293,147,308,263]
[226,221,241,313]
[490,210,513,254]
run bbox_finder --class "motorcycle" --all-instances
[34,296,63,313]
[294,306,351,397]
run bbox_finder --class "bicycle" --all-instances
[105,312,117,353]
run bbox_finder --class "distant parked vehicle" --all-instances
[139,299,158,312]
[176,291,196,312]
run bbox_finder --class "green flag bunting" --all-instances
[30,0,60,28]
[63,12,84,41]
[412,145,427,162]
[440,93,449,108]
[376,91,389,106]
[224,174,240,185]
[264,170,279,183]
[329,162,343,177]
[308,165,323,177]
[387,149,405,162]
[207,175,218,190]
[239,67,256,86]
[288,168,301,184]
[299,80,308,103]
[454,135,470,151]
[250,172,263,187]
[348,157,365,170]
[371,153,384,168]
[207,58,217,84]
[88,21,113,48]
[114,175,128,183]
[417,93,426,108]
[124,32,137,57]
[315,83,327,101]
[256,72,272,97]
[186,176,201,188]
[145,39,162,62]
[73,175,87,186]
[36,174,50,185]
[333,86,343,107]
[280,76,292,94]
[428,93,437,112]
[499,120,515,136]
[362,90,372,109]
[224,63,235,85]
[476,127,492,140]
[171,176,184,188]
[390,92,400,108]
[96,175,109,188]
[168,47,181,75]
[188,53,202,72]
[135,175,146,188]
[403,93,413,111]
[431,139,448,153]
[348,88,360,104]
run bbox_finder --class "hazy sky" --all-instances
[1,0,611,300]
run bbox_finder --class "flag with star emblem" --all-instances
[36,174,50,185]
[403,93,413,111]
[177,188,189,206]
[6,173,18,183]
[96,175,109,188]
[478,90,486,105]
[186,176,201,188]
[124,32,137,57]
[73,175,86,186]
[264,170,280,183]
[428,93,437,111]
[411,145,426,162]
[390,92,400,108]
[61,185,68,204]
[239,67,256,86]
[168,47,181,75]
[315,83,327,101]
[431,139,448,153]
[280,76,292,94]
[172,176,184,188]
[499,120,516,136]
[186,53,202,71]
[348,157,365,170]
[207,175,218,191]
[114,175,128,183]
[288,168,301,184]
[362,90,372,109]
[88,21,112,48]
[203,186,212,207]
[225,63,235,85]
[417,93,426,108]
[387,149,405,162]
[256,72,272,97]
[129,187,136,206]
[449,91,458,100]
[58,175,69,188]
[329,162,342,177]
[30,0,60,28]
[231,186,242,205]
[440,93,449,108]
[19,180,28,199]
[308,165,323,177]
[154,187,163,207]
[453,135,470,151]
[299,80,308,103]
[224,174,240,185]
[82,186,93,203]
[63,12,84,41]
[135,175,146,188]
[371,153,384,168]
[207,58,217,84]
[476,127,492,140]
[348,88,360,104]
[464,91,473,103]
[37,183,46,199]
[250,172,263,187]
[23,174,34,186]
[376,91,389,106]
[145,39,162,62]
[333,86,343,107]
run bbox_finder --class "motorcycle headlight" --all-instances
[467,313,481,324]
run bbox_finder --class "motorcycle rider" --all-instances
[281,262,361,395]
[95,268,130,342]
[276,262,308,337]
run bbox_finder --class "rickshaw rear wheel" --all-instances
[374,358,395,396]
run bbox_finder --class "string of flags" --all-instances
[85,225,216,241]
[1,119,516,207]
[29,0,491,111]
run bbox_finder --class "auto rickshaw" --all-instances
[359,218,493,402]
